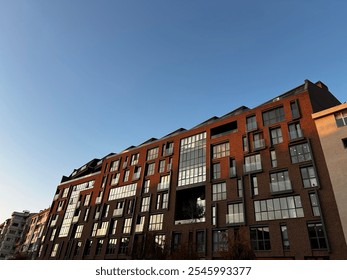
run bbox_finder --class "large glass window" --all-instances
[123,218,132,234]
[254,195,304,221]
[289,143,312,163]
[178,132,206,186]
[226,203,244,224]
[262,106,285,126]
[250,227,271,250]
[270,171,292,193]
[212,182,226,201]
[108,183,137,201]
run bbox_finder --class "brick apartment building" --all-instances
[38,80,347,260]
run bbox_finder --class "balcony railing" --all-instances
[243,162,262,173]
[270,180,293,193]
[226,213,245,224]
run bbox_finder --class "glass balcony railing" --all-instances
[243,162,262,173]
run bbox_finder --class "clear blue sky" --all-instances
[0,0,346,222]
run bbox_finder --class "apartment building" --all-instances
[0,211,31,259]
[38,80,347,260]
[313,103,347,245]
[17,208,50,259]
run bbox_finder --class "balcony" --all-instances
[243,162,262,173]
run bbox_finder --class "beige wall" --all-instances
[313,104,347,244]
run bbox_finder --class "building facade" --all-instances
[0,211,31,260]
[313,103,347,244]
[18,208,50,259]
[38,80,347,260]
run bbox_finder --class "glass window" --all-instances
[146,163,155,176]
[253,133,265,150]
[147,147,159,161]
[124,170,130,182]
[212,142,230,159]
[149,214,164,231]
[119,237,129,254]
[310,193,321,216]
[290,100,300,119]
[244,154,262,172]
[335,110,347,127]
[110,159,120,172]
[156,192,168,209]
[178,132,206,187]
[281,225,290,250]
[141,196,150,212]
[212,182,226,201]
[131,153,139,165]
[307,223,327,249]
[250,227,271,251]
[288,123,303,140]
[159,160,166,173]
[196,231,205,253]
[251,175,259,196]
[230,158,236,177]
[246,115,257,131]
[226,203,244,224]
[270,150,277,168]
[290,143,312,163]
[212,163,221,179]
[243,136,249,152]
[237,178,243,198]
[254,195,304,221]
[263,107,285,126]
[143,180,150,193]
[106,238,117,255]
[213,230,228,252]
[158,174,170,191]
[172,232,181,252]
[270,127,283,145]
[123,218,132,234]
[270,171,292,193]
[108,183,137,201]
[300,166,318,188]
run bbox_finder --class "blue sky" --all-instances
[0,0,346,222]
